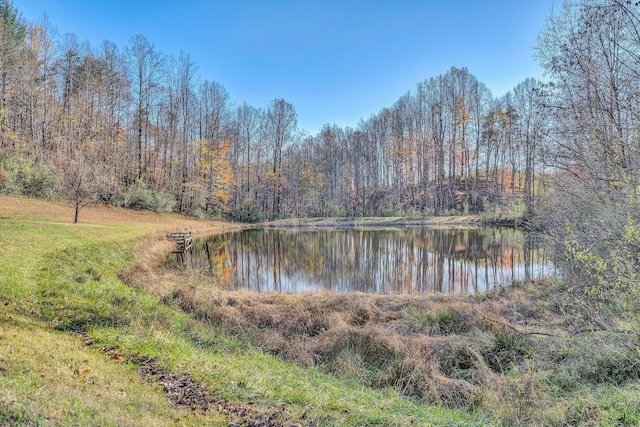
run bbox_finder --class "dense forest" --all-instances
[0,0,551,221]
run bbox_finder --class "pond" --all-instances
[169,227,553,294]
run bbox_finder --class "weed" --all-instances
[581,346,640,386]
[484,328,536,373]
[565,397,605,426]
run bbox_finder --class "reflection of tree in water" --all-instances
[183,227,552,294]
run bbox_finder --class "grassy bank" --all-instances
[2,196,639,426]
[0,196,479,426]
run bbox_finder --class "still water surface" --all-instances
[171,227,552,294]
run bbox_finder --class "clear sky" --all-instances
[14,0,554,136]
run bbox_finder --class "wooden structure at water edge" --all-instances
[166,231,193,253]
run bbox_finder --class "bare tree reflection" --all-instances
[173,227,552,294]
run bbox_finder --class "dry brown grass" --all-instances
[126,235,564,410]
[0,195,246,234]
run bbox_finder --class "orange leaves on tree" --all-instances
[265,168,289,193]
[197,139,234,210]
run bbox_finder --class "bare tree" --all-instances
[30,14,57,155]
[60,151,98,223]
[0,0,26,113]
[198,79,229,212]
[512,78,546,216]
[233,102,260,205]
[127,35,163,181]
[163,51,198,213]
[263,98,297,217]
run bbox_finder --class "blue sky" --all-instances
[15,0,554,135]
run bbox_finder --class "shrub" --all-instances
[540,180,640,315]
[189,195,207,218]
[0,168,9,184]
[576,340,640,387]
[0,151,60,199]
[227,196,263,223]
[479,196,527,224]
[322,201,343,217]
[483,328,536,373]
[115,180,175,213]
[21,162,60,199]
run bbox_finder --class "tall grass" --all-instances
[144,272,640,426]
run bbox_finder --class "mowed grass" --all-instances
[0,196,480,426]
[0,309,225,426]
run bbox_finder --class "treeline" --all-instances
[312,72,547,218]
[0,0,553,221]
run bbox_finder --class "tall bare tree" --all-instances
[0,0,26,114]
[263,98,296,217]
[127,34,163,180]
[512,78,546,216]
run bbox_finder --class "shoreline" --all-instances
[260,215,485,229]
